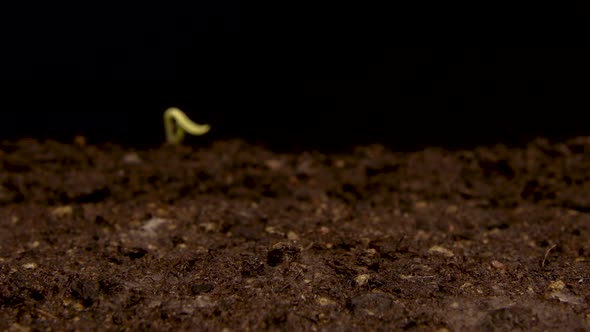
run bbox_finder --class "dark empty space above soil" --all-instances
[1,137,590,331]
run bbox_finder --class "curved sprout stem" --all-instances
[163,107,210,144]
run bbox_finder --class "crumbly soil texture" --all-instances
[2,137,590,331]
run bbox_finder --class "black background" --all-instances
[1,4,589,150]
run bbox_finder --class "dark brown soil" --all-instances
[2,137,590,331]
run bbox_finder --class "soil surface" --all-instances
[1,137,590,331]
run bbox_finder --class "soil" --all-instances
[1,136,590,331]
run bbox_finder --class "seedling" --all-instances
[163,107,210,144]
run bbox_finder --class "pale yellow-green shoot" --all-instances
[163,107,210,144]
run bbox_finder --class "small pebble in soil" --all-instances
[122,152,142,164]
[265,226,281,235]
[200,222,218,232]
[287,231,299,240]
[141,217,169,235]
[194,295,216,308]
[415,201,428,209]
[355,274,370,286]
[548,280,565,291]
[22,262,37,269]
[51,205,73,218]
[27,241,40,249]
[428,245,454,258]
[264,159,283,171]
[446,205,458,214]
[490,260,506,271]
[317,297,336,306]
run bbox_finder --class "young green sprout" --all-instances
[163,107,210,144]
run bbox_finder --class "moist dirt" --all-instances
[1,137,590,331]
